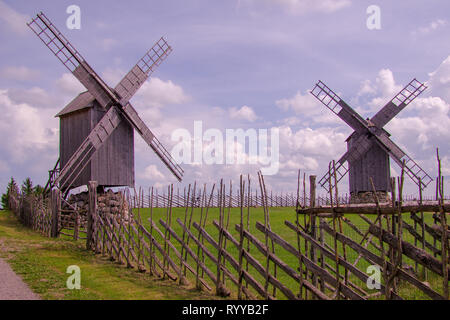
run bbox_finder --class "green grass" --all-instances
[132,205,446,300]
[0,210,221,300]
[0,206,445,300]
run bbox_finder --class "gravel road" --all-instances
[0,258,40,300]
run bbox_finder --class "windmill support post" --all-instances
[87,181,98,250]
[50,188,61,238]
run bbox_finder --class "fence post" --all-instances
[309,175,317,290]
[87,181,98,250]
[74,207,79,241]
[51,189,61,238]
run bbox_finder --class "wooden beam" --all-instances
[254,221,365,300]
[284,220,402,300]
[320,221,445,300]
[297,204,450,215]
[193,221,269,299]
[236,223,330,300]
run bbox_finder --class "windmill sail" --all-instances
[371,78,427,128]
[122,103,183,181]
[311,78,432,193]
[29,12,184,191]
[373,132,433,190]
[310,81,368,133]
[115,37,172,103]
[318,161,349,192]
[27,12,116,109]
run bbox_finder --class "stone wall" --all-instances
[350,191,391,204]
[62,189,129,221]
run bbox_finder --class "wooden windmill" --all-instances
[27,12,184,195]
[310,79,433,202]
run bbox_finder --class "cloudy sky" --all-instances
[0,0,449,198]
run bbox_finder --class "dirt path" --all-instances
[0,257,40,300]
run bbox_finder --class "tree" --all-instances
[33,185,44,196]
[1,177,18,209]
[21,178,33,196]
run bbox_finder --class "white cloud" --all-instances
[134,77,189,108]
[278,125,346,159]
[386,96,450,151]
[412,19,447,36]
[55,73,85,96]
[276,90,319,114]
[140,165,166,181]
[0,66,40,81]
[276,90,343,125]
[0,89,58,162]
[428,55,450,102]
[359,69,403,112]
[357,79,376,96]
[280,157,319,171]
[0,1,29,35]
[441,156,450,176]
[229,105,257,122]
[6,87,58,109]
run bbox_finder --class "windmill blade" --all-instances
[374,131,433,190]
[310,81,368,133]
[371,78,427,128]
[29,12,183,186]
[54,107,123,190]
[318,132,376,191]
[55,101,183,190]
[122,103,184,182]
[318,161,349,192]
[115,37,172,104]
[27,12,117,109]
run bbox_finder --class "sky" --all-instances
[0,0,449,198]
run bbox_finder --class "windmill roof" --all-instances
[55,91,95,117]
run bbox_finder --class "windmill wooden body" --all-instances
[56,92,135,188]
[310,79,432,202]
[28,12,184,194]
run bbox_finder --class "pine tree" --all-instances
[21,177,33,196]
[33,185,44,196]
[1,177,18,209]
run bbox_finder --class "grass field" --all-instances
[0,205,445,300]
[0,210,221,300]
[133,205,445,300]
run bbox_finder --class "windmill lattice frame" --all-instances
[28,12,184,195]
[310,78,432,194]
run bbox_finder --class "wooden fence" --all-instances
[6,168,449,300]
[8,189,87,240]
[131,186,449,209]
[85,169,448,300]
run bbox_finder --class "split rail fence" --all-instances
[7,168,449,300]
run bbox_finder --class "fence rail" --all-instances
[6,169,449,300]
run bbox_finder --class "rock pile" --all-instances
[97,190,129,220]
[62,190,129,221]
[350,191,391,204]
